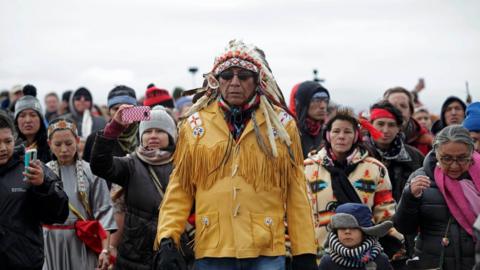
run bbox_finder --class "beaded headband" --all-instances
[48,119,78,138]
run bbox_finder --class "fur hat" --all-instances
[463,102,480,132]
[14,95,44,122]
[329,203,393,237]
[139,105,177,144]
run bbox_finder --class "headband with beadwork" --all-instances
[48,120,78,138]
[212,52,261,75]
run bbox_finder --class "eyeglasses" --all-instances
[438,155,471,166]
[218,70,256,81]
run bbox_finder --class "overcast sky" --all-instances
[1,0,479,113]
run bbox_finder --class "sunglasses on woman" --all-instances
[218,70,256,81]
[73,95,92,102]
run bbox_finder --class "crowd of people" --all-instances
[0,39,479,270]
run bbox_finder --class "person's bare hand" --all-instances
[96,252,110,270]
[410,175,430,198]
[112,104,134,127]
[23,160,44,186]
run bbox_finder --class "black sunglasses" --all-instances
[74,95,92,102]
[219,70,256,81]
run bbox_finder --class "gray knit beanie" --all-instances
[14,95,44,122]
[139,105,177,144]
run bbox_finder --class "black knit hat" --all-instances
[107,85,137,108]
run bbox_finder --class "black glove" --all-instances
[379,234,403,259]
[291,254,317,270]
[152,238,187,270]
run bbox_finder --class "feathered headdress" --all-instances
[183,40,291,157]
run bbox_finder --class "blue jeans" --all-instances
[194,256,286,270]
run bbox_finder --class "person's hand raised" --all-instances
[112,104,134,127]
[23,160,44,186]
[410,175,430,198]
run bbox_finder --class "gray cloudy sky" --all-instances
[1,0,479,113]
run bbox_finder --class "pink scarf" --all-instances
[434,152,480,236]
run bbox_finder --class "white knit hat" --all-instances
[139,105,177,144]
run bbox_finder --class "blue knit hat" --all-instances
[107,85,137,109]
[175,96,193,112]
[463,102,480,132]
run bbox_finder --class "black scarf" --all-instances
[323,150,362,205]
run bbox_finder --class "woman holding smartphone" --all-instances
[43,118,117,270]
[90,105,180,270]
[0,111,69,269]
[14,95,52,163]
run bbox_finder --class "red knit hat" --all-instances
[143,83,174,108]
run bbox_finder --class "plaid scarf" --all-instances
[328,232,382,268]
[218,94,260,140]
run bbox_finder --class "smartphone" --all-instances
[24,149,37,179]
[121,106,151,123]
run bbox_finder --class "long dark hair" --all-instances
[15,111,50,162]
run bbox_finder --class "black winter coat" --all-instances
[366,139,424,261]
[91,134,172,270]
[318,253,392,270]
[83,127,135,163]
[394,152,476,270]
[295,81,329,158]
[0,148,69,269]
[300,127,323,159]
